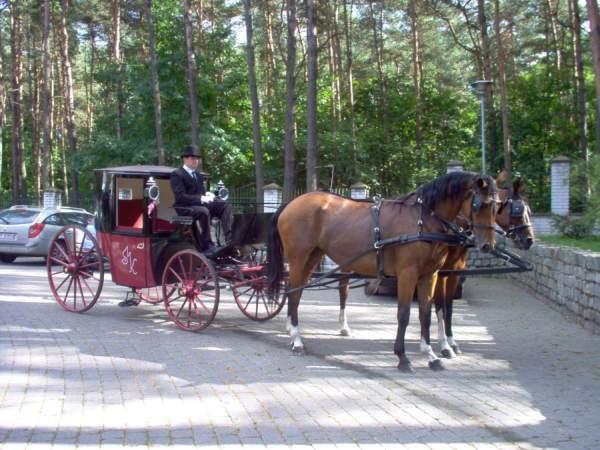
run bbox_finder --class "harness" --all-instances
[497,196,532,238]
[285,191,494,294]
[369,196,469,279]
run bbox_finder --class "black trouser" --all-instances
[176,205,211,248]
[206,199,233,243]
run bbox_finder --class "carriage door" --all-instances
[109,176,153,288]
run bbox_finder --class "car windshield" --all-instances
[0,209,39,225]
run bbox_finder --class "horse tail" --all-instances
[266,202,288,294]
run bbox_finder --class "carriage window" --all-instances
[115,177,145,232]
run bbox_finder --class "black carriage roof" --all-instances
[96,165,208,177]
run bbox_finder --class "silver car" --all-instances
[0,205,94,263]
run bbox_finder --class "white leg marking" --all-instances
[289,324,304,352]
[338,308,351,336]
[420,337,440,364]
[286,315,292,333]
[437,310,456,358]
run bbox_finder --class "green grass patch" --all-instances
[539,235,600,252]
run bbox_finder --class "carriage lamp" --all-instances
[350,182,369,200]
[470,80,493,175]
[145,177,160,203]
[215,180,229,201]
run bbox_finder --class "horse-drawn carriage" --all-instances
[46,166,534,371]
[46,165,285,331]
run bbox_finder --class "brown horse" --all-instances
[434,171,535,358]
[267,171,498,372]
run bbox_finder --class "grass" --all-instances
[538,235,600,252]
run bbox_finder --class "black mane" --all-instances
[416,171,493,209]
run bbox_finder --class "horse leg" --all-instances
[338,278,351,336]
[418,274,444,371]
[444,275,462,355]
[434,276,457,359]
[286,248,324,353]
[394,274,418,373]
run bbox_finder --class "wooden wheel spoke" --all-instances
[54,272,71,291]
[79,273,98,297]
[75,276,89,308]
[167,266,185,284]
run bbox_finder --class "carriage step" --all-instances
[170,215,194,225]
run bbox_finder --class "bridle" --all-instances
[497,194,532,239]
[459,189,498,234]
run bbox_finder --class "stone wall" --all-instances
[468,243,600,332]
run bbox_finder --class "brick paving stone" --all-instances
[2,261,600,449]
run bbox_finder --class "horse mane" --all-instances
[415,171,493,210]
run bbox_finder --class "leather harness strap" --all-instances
[370,197,468,279]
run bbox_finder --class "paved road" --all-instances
[1,258,599,449]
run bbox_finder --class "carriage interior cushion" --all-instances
[115,177,144,231]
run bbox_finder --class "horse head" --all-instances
[495,171,535,250]
[463,175,498,253]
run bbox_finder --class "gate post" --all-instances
[43,188,62,209]
[263,183,282,212]
[446,160,465,173]
[551,156,570,216]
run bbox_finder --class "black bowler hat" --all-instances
[181,145,200,158]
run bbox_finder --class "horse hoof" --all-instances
[339,329,350,337]
[397,360,414,373]
[429,359,445,371]
[451,345,462,355]
[441,348,456,359]
[291,345,305,355]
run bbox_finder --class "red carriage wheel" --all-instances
[47,225,104,313]
[135,286,162,304]
[161,249,219,331]
[231,264,286,321]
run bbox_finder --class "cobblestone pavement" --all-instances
[1,258,600,449]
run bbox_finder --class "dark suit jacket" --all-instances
[171,167,207,207]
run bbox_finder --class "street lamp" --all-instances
[470,80,493,175]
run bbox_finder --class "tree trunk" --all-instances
[263,0,276,119]
[572,0,588,162]
[144,0,165,165]
[305,0,318,192]
[478,0,496,173]
[243,0,264,209]
[42,0,51,190]
[369,0,389,144]
[0,14,5,191]
[112,0,122,140]
[342,0,357,171]
[283,0,297,201]
[409,0,423,169]
[27,22,41,196]
[10,0,25,202]
[493,0,511,176]
[86,20,95,139]
[183,0,201,165]
[586,0,600,154]
[60,0,79,205]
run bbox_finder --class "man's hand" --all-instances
[201,192,215,204]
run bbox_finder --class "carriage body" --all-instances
[95,165,185,289]
[46,164,286,330]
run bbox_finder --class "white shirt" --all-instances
[183,165,196,179]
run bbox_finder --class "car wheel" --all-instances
[0,254,17,263]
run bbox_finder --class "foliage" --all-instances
[539,235,600,253]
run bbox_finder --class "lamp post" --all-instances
[470,80,493,175]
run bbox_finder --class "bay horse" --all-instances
[267,171,498,372]
[434,170,535,358]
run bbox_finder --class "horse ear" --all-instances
[496,169,509,186]
[476,176,488,190]
[513,177,526,194]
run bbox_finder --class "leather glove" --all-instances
[201,192,215,204]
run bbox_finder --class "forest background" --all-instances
[1,0,600,215]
